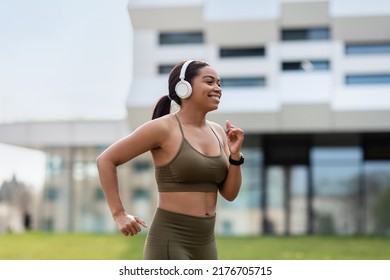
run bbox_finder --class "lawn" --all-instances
[0,232,389,260]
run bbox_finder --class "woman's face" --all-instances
[190,66,222,111]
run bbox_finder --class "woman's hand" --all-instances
[225,120,244,157]
[113,212,148,237]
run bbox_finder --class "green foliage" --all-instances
[0,232,389,260]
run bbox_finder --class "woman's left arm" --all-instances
[217,120,245,201]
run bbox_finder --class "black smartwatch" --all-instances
[229,153,244,166]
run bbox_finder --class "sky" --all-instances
[0,0,133,123]
[0,0,133,188]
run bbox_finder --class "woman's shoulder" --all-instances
[143,113,177,131]
[207,120,225,136]
[207,120,223,130]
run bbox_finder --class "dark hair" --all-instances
[152,60,209,119]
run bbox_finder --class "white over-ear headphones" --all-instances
[175,60,194,99]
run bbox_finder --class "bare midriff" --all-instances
[158,192,217,217]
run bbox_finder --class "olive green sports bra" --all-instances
[155,114,228,192]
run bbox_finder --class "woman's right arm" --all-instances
[96,118,169,236]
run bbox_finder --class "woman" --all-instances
[96,60,244,259]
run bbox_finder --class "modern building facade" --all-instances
[0,120,130,233]
[127,0,390,236]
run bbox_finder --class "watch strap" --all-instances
[229,153,244,165]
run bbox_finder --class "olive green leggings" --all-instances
[144,208,218,260]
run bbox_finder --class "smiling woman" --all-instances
[96,60,245,260]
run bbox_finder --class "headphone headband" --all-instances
[179,60,194,80]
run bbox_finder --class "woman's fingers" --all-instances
[117,214,147,236]
[135,216,148,228]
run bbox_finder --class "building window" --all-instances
[221,220,233,235]
[219,47,265,58]
[43,219,54,231]
[133,161,152,172]
[281,28,330,41]
[159,31,203,45]
[345,42,390,55]
[73,162,97,181]
[46,154,64,176]
[133,188,150,201]
[282,60,330,71]
[95,188,105,201]
[158,64,175,74]
[346,74,390,85]
[220,77,266,87]
[44,187,60,201]
[311,147,362,235]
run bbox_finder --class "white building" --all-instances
[126,0,390,236]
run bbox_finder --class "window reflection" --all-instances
[364,161,390,235]
[312,147,362,235]
[159,31,204,45]
[281,28,330,41]
[220,77,266,87]
[265,166,308,235]
[345,42,390,55]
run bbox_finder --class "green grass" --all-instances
[0,232,389,260]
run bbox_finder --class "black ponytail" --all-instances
[152,95,172,119]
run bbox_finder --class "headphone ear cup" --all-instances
[175,80,192,99]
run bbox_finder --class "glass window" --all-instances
[346,74,390,85]
[282,60,330,71]
[281,28,330,41]
[95,188,105,201]
[267,167,284,208]
[43,218,54,231]
[346,42,390,55]
[364,161,390,235]
[158,64,175,74]
[264,165,309,235]
[133,188,149,201]
[44,187,60,201]
[312,147,362,164]
[219,47,265,58]
[221,220,233,235]
[133,161,152,172]
[220,77,266,87]
[290,166,308,235]
[159,31,203,45]
[46,154,64,176]
[73,162,96,181]
[311,147,362,235]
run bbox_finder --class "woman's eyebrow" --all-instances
[203,75,220,82]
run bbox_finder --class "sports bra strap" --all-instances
[208,122,222,148]
[174,114,222,149]
[174,114,185,137]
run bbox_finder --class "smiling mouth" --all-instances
[209,94,221,99]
